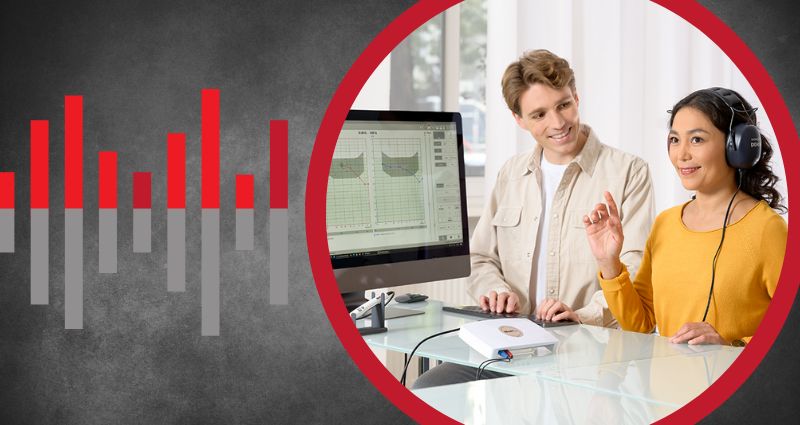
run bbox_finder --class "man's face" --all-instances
[513,83,583,164]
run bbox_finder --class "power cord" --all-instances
[400,327,459,386]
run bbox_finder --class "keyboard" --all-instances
[442,305,578,327]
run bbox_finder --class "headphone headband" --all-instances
[707,87,761,169]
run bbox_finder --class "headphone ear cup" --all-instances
[725,123,761,169]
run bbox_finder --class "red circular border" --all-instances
[306,1,799,423]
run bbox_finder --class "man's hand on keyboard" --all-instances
[479,290,520,314]
[534,298,580,323]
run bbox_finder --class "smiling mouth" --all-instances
[679,167,700,175]
[549,127,571,143]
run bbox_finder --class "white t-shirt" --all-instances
[533,156,568,312]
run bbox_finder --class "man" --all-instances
[413,50,654,389]
[468,49,654,325]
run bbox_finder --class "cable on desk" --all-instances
[475,351,512,381]
[400,327,460,386]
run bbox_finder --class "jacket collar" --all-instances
[523,124,601,177]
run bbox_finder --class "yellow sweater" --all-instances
[599,200,787,344]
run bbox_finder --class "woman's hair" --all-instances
[501,49,576,116]
[668,88,786,213]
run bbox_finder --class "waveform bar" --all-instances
[30,120,49,303]
[269,119,288,305]
[99,151,118,273]
[0,172,14,253]
[64,95,83,329]
[236,174,254,250]
[167,133,186,292]
[133,172,152,253]
[201,88,220,336]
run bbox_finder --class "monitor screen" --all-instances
[327,110,470,294]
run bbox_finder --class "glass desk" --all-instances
[360,301,742,423]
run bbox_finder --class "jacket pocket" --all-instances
[491,206,522,227]
[491,206,525,261]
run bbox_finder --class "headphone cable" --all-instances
[702,170,743,322]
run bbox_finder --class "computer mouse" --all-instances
[395,293,428,303]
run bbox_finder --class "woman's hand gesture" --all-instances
[583,191,624,279]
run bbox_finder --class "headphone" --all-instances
[708,87,762,169]
[700,88,761,324]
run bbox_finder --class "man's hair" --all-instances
[501,49,576,116]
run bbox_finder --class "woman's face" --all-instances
[668,107,735,194]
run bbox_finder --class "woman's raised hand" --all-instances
[583,191,624,279]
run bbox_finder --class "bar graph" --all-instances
[98,151,118,273]
[0,89,289,335]
[236,174,255,251]
[0,172,13,253]
[30,120,49,303]
[167,133,186,292]
[133,172,152,253]
[269,120,288,305]
[64,95,83,330]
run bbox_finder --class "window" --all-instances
[388,1,488,177]
[459,0,487,177]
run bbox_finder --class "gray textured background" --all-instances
[0,0,796,424]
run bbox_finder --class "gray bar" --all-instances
[65,209,83,329]
[99,209,117,273]
[31,209,48,304]
[202,209,220,336]
[0,209,13,253]
[133,209,151,253]
[168,209,186,292]
[236,209,254,251]
[270,208,288,305]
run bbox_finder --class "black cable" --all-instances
[475,358,510,380]
[400,327,460,386]
[702,171,743,322]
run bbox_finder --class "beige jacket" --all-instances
[467,126,655,326]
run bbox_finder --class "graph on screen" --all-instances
[327,137,371,228]
[374,138,425,226]
[326,119,464,257]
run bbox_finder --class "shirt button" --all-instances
[549,251,555,256]
[534,216,539,221]
[553,213,558,219]
[549,289,555,294]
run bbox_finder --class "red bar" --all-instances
[133,172,151,209]
[98,152,118,208]
[202,89,220,209]
[65,96,83,208]
[30,120,49,208]
[270,120,288,209]
[0,172,13,209]
[167,133,186,209]
[236,174,254,209]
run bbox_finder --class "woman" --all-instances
[583,88,787,346]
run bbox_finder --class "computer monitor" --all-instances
[327,110,470,308]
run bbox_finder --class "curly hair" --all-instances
[668,88,786,213]
[501,49,576,116]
